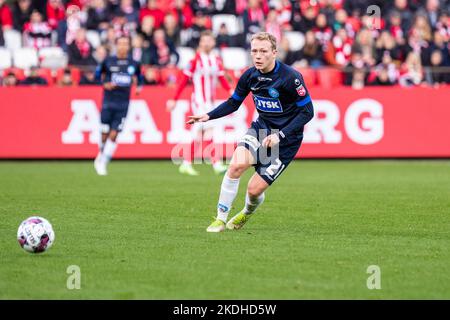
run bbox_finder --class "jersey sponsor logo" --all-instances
[268,88,279,98]
[258,76,272,82]
[127,66,135,75]
[253,95,283,113]
[296,84,306,96]
[111,73,132,87]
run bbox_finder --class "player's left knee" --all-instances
[247,184,264,199]
[109,130,119,141]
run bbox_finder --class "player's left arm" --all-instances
[134,62,144,95]
[279,74,314,139]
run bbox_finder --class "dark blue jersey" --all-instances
[95,55,143,107]
[207,60,314,140]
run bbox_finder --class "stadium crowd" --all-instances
[0,0,449,88]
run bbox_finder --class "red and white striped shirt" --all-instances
[174,51,231,109]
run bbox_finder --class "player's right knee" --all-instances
[227,163,247,179]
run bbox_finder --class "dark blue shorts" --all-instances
[237,121,303,185]
[100,103,129,132]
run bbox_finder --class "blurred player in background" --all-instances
[166,30,233,176]
[188,32,314,232]
[94,36,143,176]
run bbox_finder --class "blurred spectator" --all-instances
[0,0,13,33]
[131,33,151,64]
[115,0,139,29]
[353,28,376,67]
[191,0,215,15]
[399,52,424,86]
[79,69,102,85]
[169,0,193,29]
[370,52,399,85]
[425,50,450,86]
[298,4,318,33]
[103,26,118,54]
[139,0,165,29]
[57,5,82,51]
[390,0,414,33]
[186,11,210,48]
[57,68,74,86]
[344,51,370,88]
[86,0,111,31]
[298,30,324,67]
[264,9,281,42]
[313,13,333,47]
[12,0,33,32]
[46,0,65,30]
[2,71,18,87]
[327,28,353,66]
[428,30,450,66]
[215,0,236,15]
[110,11,133,37]
[275,0,293,30]
[138,15,155,45]
[216,23,233,48]
[410,14,433,43]
[420,0,441,28]
[68,28,97,66]
[333,9,356,39]
[369,66,396,86]
[93,44,108,64]
[23,10,52,49]
[143,66,160,85]
[20,67,48,86]
[148,28,179,67]
[375,31,403,64]
[435,12,449,41]
[242,0,267,38]
[163,12,180,47]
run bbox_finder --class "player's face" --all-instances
[199,35,215,53]
[116,38,130,57]
[250,39,277,73]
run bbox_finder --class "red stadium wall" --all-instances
[0,86,449,158]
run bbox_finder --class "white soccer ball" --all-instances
[17,216,55,253]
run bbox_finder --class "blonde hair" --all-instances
[251,32,277,50]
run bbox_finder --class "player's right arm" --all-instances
[95,59,116,90]
[187,68,251,124]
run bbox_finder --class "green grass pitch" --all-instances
[0,160,449,299]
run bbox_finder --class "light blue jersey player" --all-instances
[188,32,314,232]
[94,36,143,176]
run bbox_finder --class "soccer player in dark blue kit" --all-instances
[188,32,315,232]
[94,36,143,176]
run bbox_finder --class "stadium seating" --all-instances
[295,67,317,87]
[86,30,102,49]
[0,48,12,70]
[284,31,305,51]
[176,47,196,70]
[13,48,39,69]
[212,14,242,36]
[56,67,81,84]
[3,29,22,51]
[316,67,344,88]
[3,67,26,80]
[220,47,249,71]
[36,68,54,85]
[39,47,68,70]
